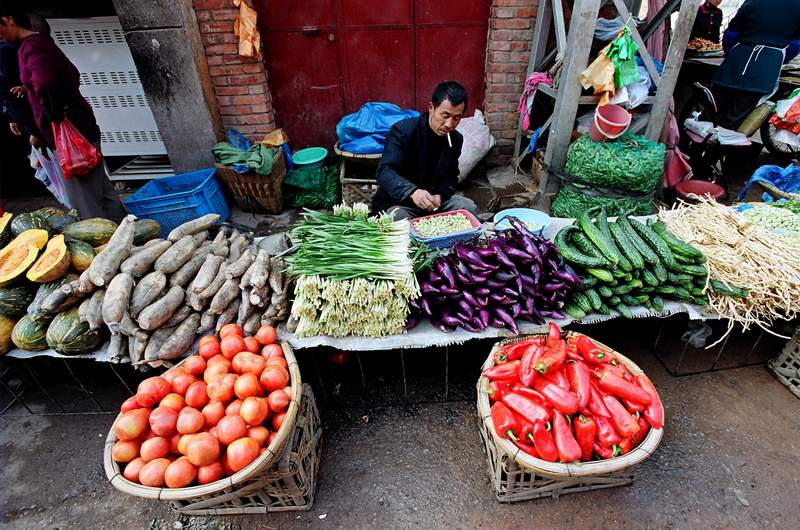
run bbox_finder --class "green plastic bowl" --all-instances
[292,147,328,168]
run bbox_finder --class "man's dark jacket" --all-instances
[372,113,462,214]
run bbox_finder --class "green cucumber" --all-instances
[613,303,634,319]
[642,269,659,286]
[639,286,655,293]
[585,288,603,311]
[652,260,668,282]
[579,209,619,267]
[581,276,599,288]
[667,272,693,285]
[680,264,709,277]
[608,296,622,306]
[612,284,635,295]
[692,296,709,306]
[652,295,665,312]
[622,294,649,306]
[572,292,593,313]
[612,268,628,279]
[709,279,748,298]
[629,217,680,271]
[597,285,613,298]
[586,268,615,283]
[652,221,705,260]
[597,208,629,271]
[690,287,706,297]
[609,221,645,270]
[565,303,587,319]
[618,214,659,265]
[555,227,609,268]
[572,232,610,264]
[597,304,611,315]
[674,287,692,301]
[654,285,676,295]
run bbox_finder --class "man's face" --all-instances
[0,17,19,43]
[707,0,721,6]
[428,98,465,136]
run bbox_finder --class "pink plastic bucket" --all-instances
[589,104,632,142]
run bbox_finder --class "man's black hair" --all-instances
[0,2,32,29]
[431,81,468,110]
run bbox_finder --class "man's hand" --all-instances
[10,86,26,98]
[411,189,437,211]
[431,194,442,210]
[9,122,21,136]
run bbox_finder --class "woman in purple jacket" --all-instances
[0,4,126,221]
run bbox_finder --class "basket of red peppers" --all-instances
[477,323,664,479]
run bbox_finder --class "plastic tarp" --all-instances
[336,102,419,154]
[737,164,800,201]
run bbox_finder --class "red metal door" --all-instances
[256,1,487,149]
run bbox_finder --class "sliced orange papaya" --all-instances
[2,228,49,252]
[26,235,70,283]
[0,244,38,286]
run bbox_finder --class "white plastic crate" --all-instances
[768,330,800,399]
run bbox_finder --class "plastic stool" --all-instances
[674,180,726,202]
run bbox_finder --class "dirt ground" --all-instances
[1,317,799,530]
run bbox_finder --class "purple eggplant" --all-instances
[493,271,515,283]
[405,316,421,330]
[462,291,480,308]
[508,216,537,239]
[436,258,456,289]
[486,279,506,289]
[457,299,474,318]
[474,287,490,296]
[542,282,566,293]
[523,284,538,298]
[510,303,521,318]
[493,307,518,333]
[421,283,441,295]
[529,306,545,324]
[430,318,452,333]
[462,321,483,333]
[552,269,578,284]
[439,285,461,296]
[489,318,505,329]
[519,274,535,287]
[489,293,505,304]
[476,296,489,307]
[540,310,566,320]
[420,297,433,316]
[472,246,497,259]
[501,287,519,299]
[514,275,523,294]
[490,240,516,269]
[409,298,421,310]
[440,312,463,328]
[455,245,493,271]
[455,311,471,323]
[478,309,490,328]
[500,240,534,263]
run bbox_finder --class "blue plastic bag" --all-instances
[336,102,420,154]
[737,164,800,202]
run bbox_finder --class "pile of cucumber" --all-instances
[555,207,743,319]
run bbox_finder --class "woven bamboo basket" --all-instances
[476,332,664,502]
[104,341,306,505]
[334,142,381,206]
[215,148,286,214]
[767,329,800,399]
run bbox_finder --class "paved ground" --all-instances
[1,318,798,530]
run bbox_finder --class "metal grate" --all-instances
[79,70,141,86]
[85,94,149,109]
[51,27,126,46]
[100,130,163,144]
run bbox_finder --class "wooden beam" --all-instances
[611,0,661,87]
[513,0,554,162]
[552,0,568,57]
[537,0,602,209]
[645,0,702,140]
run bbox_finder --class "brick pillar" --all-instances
[485,0,539,166]
[193,0,276,139]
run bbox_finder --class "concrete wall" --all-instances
[112,0,221,173]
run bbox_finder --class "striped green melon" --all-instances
[50,213,79,233]
[133,219,162,245]
[62,218,118,246]
[46,307,103,355]
[33,207,65,223]
[11,314,49,351]
[64,238,96,272]
[0,284,35,318]
[10,212,51,237]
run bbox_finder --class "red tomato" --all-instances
[140,436,170,462]
[139,458,171,487]
[232,351,266,376]
[216,414,248,445]
[271,412,286,431]
[255,325,278,346]
[176,407,205,434]
[149,406,179,437]
[120,395,142,412]
[202,401,226,428]
[267,389,290,413]
[265,356,288,370]
[221,335,246,359]
[207,373,236,403]
[197,460,224,485]
[177,434,195,456]
[225,399,243,417]
[198,336,221,360]
[226,437,260,472]
[260,343,284,360]
[219,323,243,339]
[136,377,170,407]
[160,393,185,412]
[186,432,221,467]
[260,365,289,393]
[169,433,182,454]
[243,336,261,354]
[165,456,197,488]
[112,440,140,463]
[171,370,196,396]
[239,396,270,426]
[185,381,210,409]
[115,409,150,441]
[248,426,269,446]
[123,457,145,483]
[183,355,206,376]
[234,373,262,400]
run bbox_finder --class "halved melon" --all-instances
[26,235,70,283]
[0,244,38,286]
[3,228,49,252]
[0,212,13,247]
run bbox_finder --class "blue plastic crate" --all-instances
[409,209,482,250]
[124,168,230,235]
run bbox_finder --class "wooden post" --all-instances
[536,0,601,209]
[644,0,701,140]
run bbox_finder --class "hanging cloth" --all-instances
[233,0,262,58]
[517,72,553,131]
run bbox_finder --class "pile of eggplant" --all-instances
[407,217,582,333]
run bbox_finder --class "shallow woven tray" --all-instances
[104,341,302,500]
[477,331,664,480]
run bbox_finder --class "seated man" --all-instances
[372,81,478,220]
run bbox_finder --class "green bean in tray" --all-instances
[555,207,726,319]
[412,212,474,238]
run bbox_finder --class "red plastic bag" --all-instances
[52,118,101,180]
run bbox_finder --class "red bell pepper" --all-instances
[587,384,611,418]
[594,415,622,445]
[593,442,615,460]
[631,415,650,445]
[534,378,580,415]
[495,337,545,364]
[573,415,596,462]
[567,361,591,410]
[483,360,521,381]
[576,336,618,365]
[544,365,570,390]
[553,413,582,463]
[490,402,520,440]
[546,322,561,347]
[502,391,550,425]
[602,395,640,438]
[635,374,664,429]
[511,384,549,406]
[532,421,558,462]
[565,336,582,361]
[518,417,536,444]
[536,341,566,374]
[598,368,652,406]
[520,346,543,387]
[486,380,510,402]
[617,437,635,454]
[624,398,645,413]
[513,439,540,458]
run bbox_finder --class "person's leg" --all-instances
[440,194,478,216]
[63,146,127,222]
[711,85,764,130]
[95,144,127,222]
